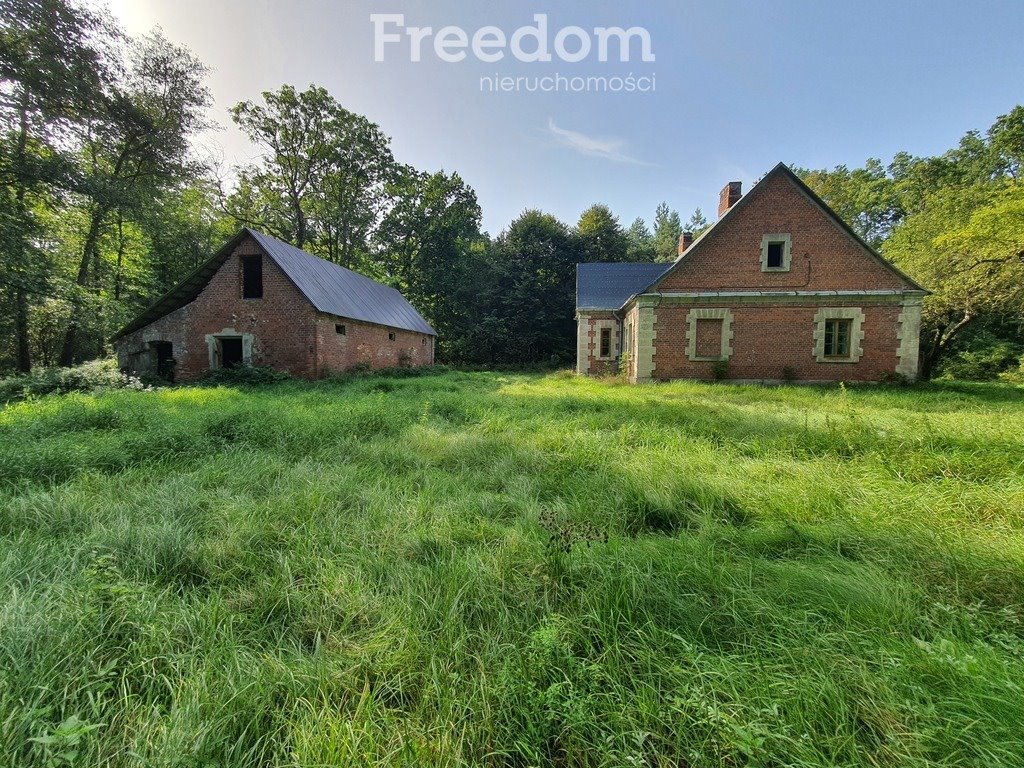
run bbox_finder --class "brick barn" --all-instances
[114,228,435,381]
[576,163,928,383]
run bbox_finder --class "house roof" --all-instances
[113,228,436,339]
[576,262,671,311]
[620,162,928,309]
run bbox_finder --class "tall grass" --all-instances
[1,371,1023,766]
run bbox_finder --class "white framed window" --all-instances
[813,308,865,363]
[760,234,792,272]
[685,308,734,362]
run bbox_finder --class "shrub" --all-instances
[198,365,293,387]
[711,360,730,381]
[937,331,1023,381]
[0,358,150,403]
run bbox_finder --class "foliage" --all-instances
[652,201,682,262]
[0,357,148,402]
[800,105,1024,378]
[935,329,1023,381]
[1,373,1024,765]
[197,365,294,387]
[576,203,628,263]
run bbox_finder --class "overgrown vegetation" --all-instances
[1,371,1023,766]
[0,358,150,403]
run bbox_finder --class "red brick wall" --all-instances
[652,302,901,381]
[116,235,434,380]
[315,315,434,374]
[694,319,722,358]
[656,172,911,293]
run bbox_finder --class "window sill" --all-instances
[819,356,857,363]
[761,266,791,273]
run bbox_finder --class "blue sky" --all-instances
[105,0,1024,235]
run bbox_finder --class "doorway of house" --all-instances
[220,337,243,368]
[151,341,175,381]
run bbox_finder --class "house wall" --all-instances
[650,299,902,382]
[116,237,318,380]
[315,315,434,374]
[610,169,924,383]
[116,234,435,381]
[658,171,910,293]
[576,311,619,375]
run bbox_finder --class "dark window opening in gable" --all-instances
[599,327,612,358]
[336,323,346,335]
[766,241,785,269]
[388,332,396,341]
[242,255,263,298]
[824,319,852,357]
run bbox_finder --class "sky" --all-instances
[101,0,1024,236]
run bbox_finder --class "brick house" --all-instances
[114,228,435,381]
[576,163,928,383]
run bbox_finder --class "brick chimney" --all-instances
[718,181,742,217]
[677,231,693,257]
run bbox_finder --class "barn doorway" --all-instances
[151,341,175,381]
[220,337,243,368]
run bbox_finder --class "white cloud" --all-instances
[545,119,648,164]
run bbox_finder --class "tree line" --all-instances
[2,0,1021,378]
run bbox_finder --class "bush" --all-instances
[937,333,1022,381]
[198,365,293,387]
[0,358,150,403]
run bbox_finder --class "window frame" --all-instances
[813,307,865,363]
[388,331,396,341]
[599,327,612,358]
[685,308,734,362]
[335,323,346,335]
[760,234,792,272]
[823,318,852,358]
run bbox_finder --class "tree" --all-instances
[488,211,581,363]
[685,208,710,237]
[58,30,212,364]
[0,0,116,371]
[227,85,396,271]
[228,85,337,249]
[375,165,484,359]
[796,160,904,248]
[652,201,682,262]
[626,216,656,261]
[576,203,628,263]
[885,181,1024,378]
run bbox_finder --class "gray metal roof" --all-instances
[576,262,670,310]
[248,230,436,335]
[113,228,435,339]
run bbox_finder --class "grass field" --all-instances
[2,369,1023,767]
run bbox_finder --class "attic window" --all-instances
[241,255,263,298]
[335,324,346,335]
[388,332,396,341]
[760,234,792,272]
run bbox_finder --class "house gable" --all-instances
[646,164,925,296]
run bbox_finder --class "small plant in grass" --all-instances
[29,715,102,767]
[782,365,797,383]
[711,360,729,381]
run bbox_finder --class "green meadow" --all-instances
[1,370,1023,767]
